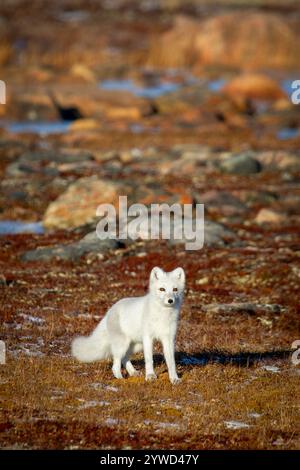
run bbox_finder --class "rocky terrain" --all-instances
[0,0,299,450]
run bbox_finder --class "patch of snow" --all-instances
[272,437,285,446]
[77,313,101,320]
[3,322,22,330]
[105,385,119,392]
[50,389,65,398]
[106,418,119,426]
[78,400,110,409]
[18,313,45,325]
[261,365,280,373]
[188,391,203,399]
[12,346,45,357]
[224,420,250,430]
[144,419,180,430]
[90,383,119,392]
[248,412,262,419]
[157,422,180,429]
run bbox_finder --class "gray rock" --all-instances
[194,190,247,216]
[204,220,238,246]
[219,152,262,175]
[6,150,94,177]
[203,303,281,315]
[21,231,124,262]
[169,219,238,248]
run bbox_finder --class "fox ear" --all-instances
[150,266,165,281]
[171,267,185,284]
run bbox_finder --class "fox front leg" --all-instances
[162,336,180,384]
[143,336,157,381]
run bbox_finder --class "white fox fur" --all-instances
[71,266,185,384]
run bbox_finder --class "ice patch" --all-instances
[3,121,71,135]
[207,78,227,92]
[99,78,180,99]
[0,220,44,235]
[277,128,299,140]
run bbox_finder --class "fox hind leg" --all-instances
[122,344,140,377]
[110,333,131,379]
[112,356,123,379]
[107,309,127,379]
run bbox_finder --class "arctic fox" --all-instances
[71,266,185,384]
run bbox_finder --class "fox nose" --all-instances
[168,299,174,304]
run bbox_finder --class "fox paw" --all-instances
[170,377,181,385]
[129,369,142,377]
[146,373,157,381]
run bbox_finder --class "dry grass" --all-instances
[1,355,299,449]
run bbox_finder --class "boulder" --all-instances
[21,231,124,262]
[148,12,299,71]
[223,74,286,101]
[43,176,127,229]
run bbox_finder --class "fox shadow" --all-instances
[133,349,291,369]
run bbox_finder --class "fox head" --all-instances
[149,266,185,308]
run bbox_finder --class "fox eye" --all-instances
[159,287,166,292]
[173,288,178,292]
